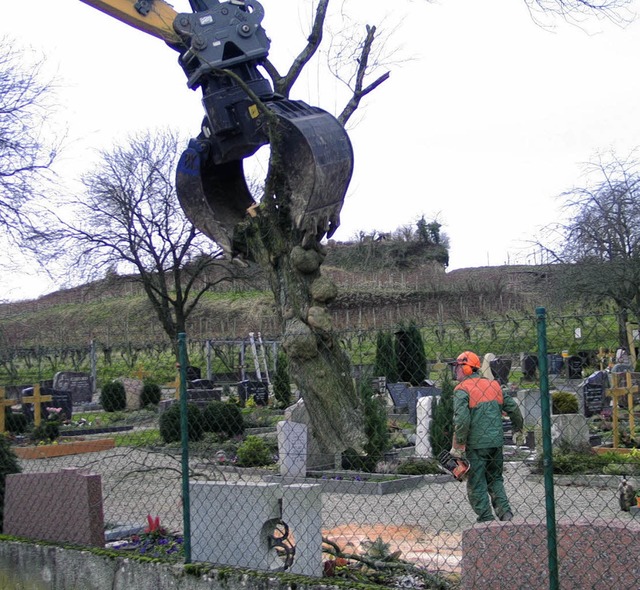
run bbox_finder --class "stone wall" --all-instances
[461,518,640,590]
[0,540,343,590]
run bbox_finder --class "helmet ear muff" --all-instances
[461,364,473,376]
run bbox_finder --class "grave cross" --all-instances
[606,372,638,448]
[21,384,53,427]
[0,387,18,433]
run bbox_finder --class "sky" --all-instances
[2,0,640,301]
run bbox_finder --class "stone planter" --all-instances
[13,438,115,460]
[264,471,426,495]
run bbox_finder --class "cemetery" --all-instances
[0,319,639,589]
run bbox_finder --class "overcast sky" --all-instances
[2,0,640,301]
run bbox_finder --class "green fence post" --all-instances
[178,332,192,563]
[536,307,559,590]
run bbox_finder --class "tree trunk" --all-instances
[242,164,365,454]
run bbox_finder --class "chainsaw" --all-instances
[438,450,470,482]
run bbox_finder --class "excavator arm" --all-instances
[79,0,181,44]
[78,0,354,256]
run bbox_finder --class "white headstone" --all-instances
[277,420,308,478]
[481,353,496,380]
[415,396,437,458]
[516,389,543,427]
[284,399,337,470]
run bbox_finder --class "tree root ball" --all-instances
[291,246,324,274]
[282,318,318,360]
[310,276,338,303]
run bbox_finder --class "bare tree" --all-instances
[34,129,247,359]
[523,0,635,26]
[538,150,640,342]
[0,36,58,240]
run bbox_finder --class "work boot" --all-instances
[500,511,513,522]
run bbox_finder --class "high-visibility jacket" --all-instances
[453,374,523,449]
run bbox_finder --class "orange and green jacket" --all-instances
[453,374,523,449]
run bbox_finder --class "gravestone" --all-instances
[580,371,608,417]
[21,386,73,422]
[490,357,512,386]
[480,353,496,379]
[186,366,202,382]
[4,468,104,547]
[521,354,538,380]
[187,387,221,402]
[516,388,542,427]
[277,420,307,478]
[549,413,590,450]
[415,396,438,458]
[117,377,143,411]
[407,383,442,425]
[53,371,93,404]
[567,355,583,379]
[284,399,338,470]
[238,380,269,406]
[386,383,411,412]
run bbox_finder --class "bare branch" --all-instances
[267,0,330,97]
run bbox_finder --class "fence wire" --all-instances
[1,309,640,589]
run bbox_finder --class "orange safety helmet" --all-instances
[455,351,481,376]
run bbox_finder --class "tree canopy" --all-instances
[0,36,58,240]
[539,150,640,337]
[33,129,249,356]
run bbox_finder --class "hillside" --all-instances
[0,240,553,347]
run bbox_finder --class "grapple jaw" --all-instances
[176,100,353,257]
[172,0,353,255]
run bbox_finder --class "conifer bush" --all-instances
[552,391,579,414]
[5,411,28,434]
[272,352,292,408]
[202,401,244,438]
[141,380,162,408]
[394,323,427,385]
[236,435,274,467]
[430,369,455,457]
[100,381,126,412]
[374,331,399,383]
[159,402,204,443]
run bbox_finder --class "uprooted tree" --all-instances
[230,1,391,455]
[186,0,634,456]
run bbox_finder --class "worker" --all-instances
[450,350,524,522]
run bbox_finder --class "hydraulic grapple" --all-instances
[173,0,354,255]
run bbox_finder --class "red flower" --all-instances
[145,514,161,534]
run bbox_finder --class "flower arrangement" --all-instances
[112,515,184,559]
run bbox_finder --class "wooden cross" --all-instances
[21,384,53,427]
[606,372,638,448]
[134,367,150,380]
[0,387,19,433]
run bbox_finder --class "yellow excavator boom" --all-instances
[78,0,181,45]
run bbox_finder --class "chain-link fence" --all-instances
[1,309,640,589]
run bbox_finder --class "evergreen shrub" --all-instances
[159,402,204,443]
[100,381,126,412]
[552,391,578,414]
[272,352,292,408]
[202,401,244,438]
[5,412,28,435]
[236,435,274,467]
[141,380,162,408]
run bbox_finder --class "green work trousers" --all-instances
[466,446,511,522]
